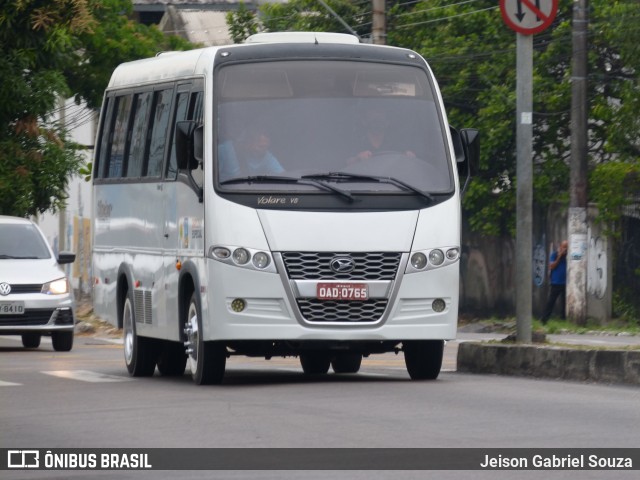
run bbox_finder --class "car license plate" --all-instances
[0,301,25,315]
[317,283,368,301]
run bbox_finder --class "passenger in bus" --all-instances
[218,123,284,182]
[348,109,415,165]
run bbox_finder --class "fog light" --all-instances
[432,298,446,312]
[410,252,427,269]
[428,249,445,266]
[233,248,250,265]
[231,298,246,312]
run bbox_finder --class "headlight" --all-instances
[233,248,250,265]
[42,278,69,295]
[428,249,445,266]
[410,252,427,270]
[209,245,278,273]
[252,252,270,269]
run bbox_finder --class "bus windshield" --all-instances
[215,60,452,194]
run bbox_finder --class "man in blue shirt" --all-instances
[218,124,284,183]
[541,240,568,324]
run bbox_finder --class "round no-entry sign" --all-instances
[500,0,558,35]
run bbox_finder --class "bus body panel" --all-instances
[92,35,476,380]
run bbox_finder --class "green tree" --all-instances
[0,0,192,217]
[231,0,639,236]
[260,0,369,39]
[226,2,258,44]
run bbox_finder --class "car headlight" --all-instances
[428,249,445,266]
[252,252,271,269]
[232,248,250,265]
[42,277,69,295]
[208,245,277,273]
[410,252,427,270]
[405,246,460,273]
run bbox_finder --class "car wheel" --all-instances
[21,334,41,349]
[156,340,187,376]
[331,353,362,374]
[403,340,444,380]
[300,352,331,374]
[51,331,74,352]
[123,291,156,376]
[184,292,226,385]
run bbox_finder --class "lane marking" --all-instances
[0,380,22,386]
[41,370,132,383]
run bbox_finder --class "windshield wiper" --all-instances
[220,175,355,203]
[302,172,434,203]
[0,255,40,259]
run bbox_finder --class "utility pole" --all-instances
[567,0,589,325]
[515,32,533,343]
[372,0,386,45]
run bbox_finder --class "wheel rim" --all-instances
[123,298,134,365]
[186,302,199,375]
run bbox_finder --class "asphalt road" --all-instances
[1,333,639,480]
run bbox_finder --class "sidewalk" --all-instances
[455,329,640,385]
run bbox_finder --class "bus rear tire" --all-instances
[331,353,362,374]
[123,293,157,376]
[157,341,187,376]
[403,340,444,380]
[300,352,331,374]
[185,293,226,385]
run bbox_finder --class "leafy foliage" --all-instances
[0,0,193,217]
[226,2,259,44]
[227,0,639,236]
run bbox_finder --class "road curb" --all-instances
[457,342,640,385]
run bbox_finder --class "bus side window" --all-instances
[106,94,132,178]
[166,91,190,180]
[126,91,152,178]
[188,91,204,186]
[94,97,113,179]
[146,88,173,178]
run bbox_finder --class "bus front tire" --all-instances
[185,293,226,385]
[331,353,362,374]
[123,293,157,376]
[403,340,444,380]
[300,352,331,375]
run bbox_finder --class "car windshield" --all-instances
[0,224,51,259]
[215,60,452,194]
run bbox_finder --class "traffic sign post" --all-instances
[500,0,558,35]
[500,0,558,343]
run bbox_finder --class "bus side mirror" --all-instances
[461,128,480,172]
[175,121,201,170]
[450,126,480,197]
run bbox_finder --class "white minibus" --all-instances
[92,32,479,384]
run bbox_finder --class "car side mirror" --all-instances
[57,252,76,264]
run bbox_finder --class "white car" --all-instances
[0,215,76,351]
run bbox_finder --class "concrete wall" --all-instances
[460,203,613,322]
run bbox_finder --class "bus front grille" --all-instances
[296,299,388,323]
[282,252,401,281]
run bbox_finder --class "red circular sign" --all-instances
[500,0,558,35]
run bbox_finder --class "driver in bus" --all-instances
[218,122,284,182]
[348,109,415,165]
